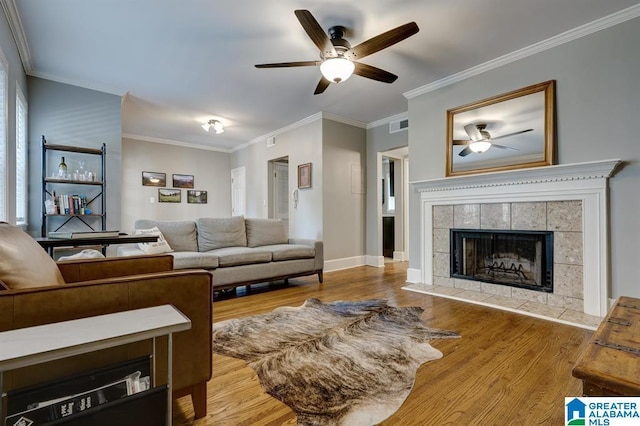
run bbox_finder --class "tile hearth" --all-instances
[403,282,602,329]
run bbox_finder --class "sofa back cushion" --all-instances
[0,222,66,289]
[245,218,288,248]
[196,217,247,251]
[134,220,197,252]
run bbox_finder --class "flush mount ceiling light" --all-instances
[201,119,224,134]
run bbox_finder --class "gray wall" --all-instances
[231,119,324,240]
[121,138,232,232]
[407,17,640,298]
[27,77,122,236]
[322,119,366,261]
[365,124,408,257]
[0,9,28,224]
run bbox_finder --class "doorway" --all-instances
[380,147,409,262]
[268,157,289,224]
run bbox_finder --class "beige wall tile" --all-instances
[511,202,546,230]
[554,263,583,298]
[433,228,450,253]
[454,278,482,291]
[481,203,511,229]
[481,282,513,297]
[433,276,455,287]
[547,200,582,232]
[454,204,480,228]
[554,232,583,265]
[433,205,453,229]
[512,287,548,304]
[433,252,450,278]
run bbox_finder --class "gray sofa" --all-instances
[116,217,323,291]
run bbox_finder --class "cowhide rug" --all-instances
[212,298,460,425]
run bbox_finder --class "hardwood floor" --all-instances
[172,262,593,425]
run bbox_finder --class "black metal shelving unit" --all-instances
[41,136,106,237]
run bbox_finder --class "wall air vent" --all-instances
[389,118,409,134]
[266,136,276,148]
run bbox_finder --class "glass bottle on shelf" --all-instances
[58,157,68,179]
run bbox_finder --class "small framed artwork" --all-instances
[298,163,312,189]
[187,190,208,204]
[172,174,194,188]
[142,171,166,187]
[158,188,181,203]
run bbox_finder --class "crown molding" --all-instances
[1,0,32,72]
[122,133,232,153]
[404,4,640,99]
[232,111,365,153]
[367,111,408,129]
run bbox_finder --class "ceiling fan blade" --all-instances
[353,62,398,83]
[492,144,520,151]
[463,123,484,141]
[490,128,533,141]
[453,139,471,145]
[458,146,473,157]
[314,77,331,95]
[345,22,419,61]
[255,61,321,68]
[294,10,337,58]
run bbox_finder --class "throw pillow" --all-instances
[58,249,106,261]
[135,227,173,255]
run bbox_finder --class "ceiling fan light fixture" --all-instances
[469,141,492,153]
[202,119,224,134]
[320,58,354,83]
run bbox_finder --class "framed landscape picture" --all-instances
[187,190,207,204]
[142,171,166,187]
[158,188,181,203]
[172,174,194,188]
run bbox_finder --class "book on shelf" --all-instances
[47,230,120,239]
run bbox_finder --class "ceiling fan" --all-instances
[255,9,419,94]
[454,123,533,157]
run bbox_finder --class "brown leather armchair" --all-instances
[0,222,212,419]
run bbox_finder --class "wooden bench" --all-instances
[572,296,640,396]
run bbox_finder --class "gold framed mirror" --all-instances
[446,80,555,177]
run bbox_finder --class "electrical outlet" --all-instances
[150,196,155,204]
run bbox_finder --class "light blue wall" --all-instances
[27,77,122,235]
[407,17,640,298]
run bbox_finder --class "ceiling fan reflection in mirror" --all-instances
[453,123,533,157]
[255,10,419,94]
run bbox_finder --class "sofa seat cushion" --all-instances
[245,218,288,247]
[171,251,219,270]
[196,217,247,251]
[259,244,315,261]
[135,219,198,252]
[206,247,272,267]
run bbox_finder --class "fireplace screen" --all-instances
[450,229,553,292]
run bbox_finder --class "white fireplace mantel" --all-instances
[410,159,622,317]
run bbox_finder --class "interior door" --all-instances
[231,166,245,217]
[273,162,289,221]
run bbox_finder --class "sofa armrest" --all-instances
[289,238,323,271]
[57,254,174,283]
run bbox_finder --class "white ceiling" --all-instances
[6,0,640,151]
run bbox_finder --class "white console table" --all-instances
[0,304,191,425]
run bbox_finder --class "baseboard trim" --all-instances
[406,268,422,283]
[392,251,406,261]
[324,256,366,273]
[365,255,385,268]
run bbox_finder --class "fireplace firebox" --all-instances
[450,229,553,292]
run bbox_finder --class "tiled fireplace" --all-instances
[408,160,621,321]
